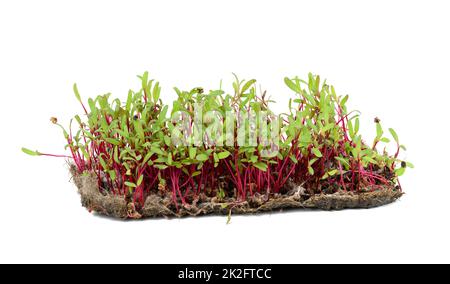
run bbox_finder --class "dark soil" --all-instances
[71,168,403,220]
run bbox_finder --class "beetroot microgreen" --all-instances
[23,72,411,208]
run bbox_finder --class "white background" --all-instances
[0,0,449,264]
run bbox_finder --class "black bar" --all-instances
[169,265,275,282]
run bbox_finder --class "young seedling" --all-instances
[23,72,410,218]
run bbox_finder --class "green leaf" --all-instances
[164,136,171,147]
[340,95,349,107]
[335,157,350,168]
[406,162,414,169]
[321,123,334,134]
[74,115,82,126]
[322,169,338,179]
[141,71,149,90]
[290,155,298,164]
[352,136,362,158]
[308,166,314,175]
[284,77,301,93]
[196,154,209,162]
[327,169,338,176]
[137,175,144,186]
[143,152,154,164]
[80,147,90,161]
[154,164,168,170]
[22,148,41,156]
[213,153,219,164]
[389,128,399,144]
[125,181,137,188]
[73,83,82,103]
[354,118,360,134]
[189,147,197,160]
[362,156,377,164]
[173,87,182,96]
[105,138,121,146]
[217,150,231,160]
[115,129,130,139]
[254,162,268,172]
[348,120,354,139]
[158,105,169,125]
[312,148,323,158]
[88,98,96,113]
[151,146,164,156]
[108,170,117,181]
[395,167,406,177]
[192,171,202,177]
[376,123,383,139]
[241,79,256,94]
[153,82,161,103]
[99,156,108,170]
[114,147,120,164]
[134,121,145,141]
[167,152,173,165]
[126,91,133,113]
[309,158,318,166]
